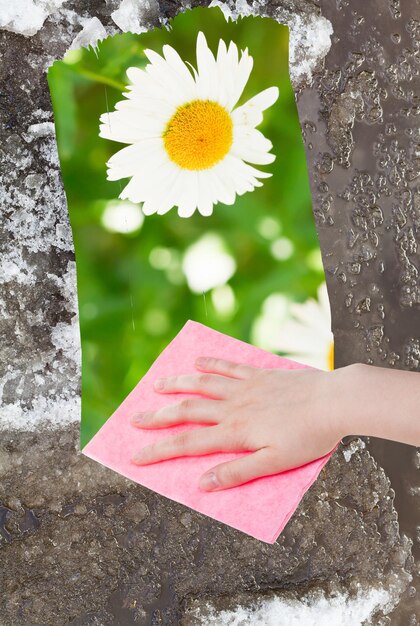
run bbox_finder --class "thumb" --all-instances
[199,448,276,491]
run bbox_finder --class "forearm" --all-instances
[331,363,420,447]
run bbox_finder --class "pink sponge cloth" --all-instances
[82,320,337,543]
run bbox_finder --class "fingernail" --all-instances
[195,357,207,367]
[199,472,220,491]
[131,412,146,424]
[154,378,165,390]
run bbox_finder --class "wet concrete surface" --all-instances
[0,0,419,623]
[0,426,413,624]
[297,0,420,621]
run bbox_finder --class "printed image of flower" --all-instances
[99,31,279,218]
[49,10,316,440]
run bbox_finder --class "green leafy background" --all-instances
[48,7,324,446]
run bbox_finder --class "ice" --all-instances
[23,122,56,143]
[0,0,66,37]
[288,13,333,86]
[0,123,80,431]
[342,438,366,462]
[111,0,160,35]
[69,17,107,54]
[186,587,393,626]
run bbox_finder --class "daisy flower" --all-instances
[276,282,334,370]
[99,31,279,218]
[253,283,334,370]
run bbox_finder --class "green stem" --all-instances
[69,66,127,92]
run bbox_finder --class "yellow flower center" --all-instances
[328,341,334,371]
[163,100,233,170]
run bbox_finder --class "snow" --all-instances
[288,13,333,86]
[111,0,160,34]
[0,262,81,432]
[69,17,107,54]
[190,586,394,626]
[0,0,66,37]
[343,438,366,462]
[23,122,56,142]
[0,122,80,432]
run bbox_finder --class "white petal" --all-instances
[208,161,237,205]
[276,319,325,354]
[114,95,174,121]
[99,110,164,144]
[153,163,182,215]
[143,47,196,105]
[289,299,332,339]
[215,39,237,109]
[165,168,195,215]
[126,66,146,85]
[162,44,197,95]
[106,139,164,180]
[119,157,171,206]
[228,47,253,110]
[231,127,276,165]
[196,171,215,216]
[119,176,145,205]
[141,199,158,216]
[179,171,201,217]
[241,160,273,178]
[232,86,279,127]
[214,38,230,108]
[225,155,258,195]
[217,38,228,64]
[317,283,332,324]
[126,65,183,109]
[284,351,331,371]
[222,40,240,110]
[222,154,270,196]
[195,31,219,101]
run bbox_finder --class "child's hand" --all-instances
[130,357,345,491]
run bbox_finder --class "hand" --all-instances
[130,357,345,491]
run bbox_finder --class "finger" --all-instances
[153,373,239,398]
[131,398,225,428]
[131,424,240,465]
[199,448,277,491]
[194,356,258,380]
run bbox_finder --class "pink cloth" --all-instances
[82,320,336,543]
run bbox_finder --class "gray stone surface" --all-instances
[0,0,419,624]
[0,426,413,624]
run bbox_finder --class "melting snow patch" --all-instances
[0,396,80,431]
[111,0,160,34]
[189,587,393,626]
[0,0,66,36]
[343,438,366,462]
[0,260,80,431]
[288,13,333,86]
[23,122,56,143]
[69,17,107,54]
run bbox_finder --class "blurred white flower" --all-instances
[101,200,144,234]
[182,233,236,293]
[99,31,278,217]
[252,282,334,370]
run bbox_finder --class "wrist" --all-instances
[323,363,368,440]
